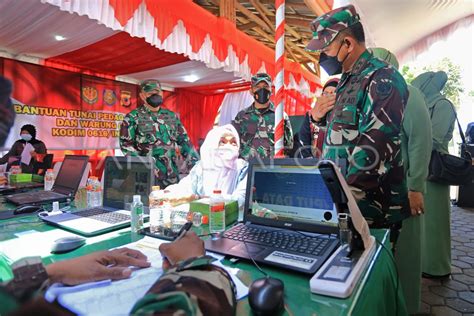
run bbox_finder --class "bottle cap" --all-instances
[152,186,161,191]
[133,195,141,203]
[52,201,59,212]
[213,189,222,194]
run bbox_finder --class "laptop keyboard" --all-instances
[73,208,130,224]
[223,225,333,256]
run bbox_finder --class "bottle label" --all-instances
[210,203,225,213]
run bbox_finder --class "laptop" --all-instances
[0,182,44,195]
[205,158,340,274]
[6,155,89,205]
[42,156,155,236]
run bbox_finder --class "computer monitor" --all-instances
[102,156,155,209]
[244,158,339,234]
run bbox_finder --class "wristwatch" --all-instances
[4,257,49,302]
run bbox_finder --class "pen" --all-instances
[175,221,193,241]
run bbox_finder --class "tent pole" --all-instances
[274,0,285,158]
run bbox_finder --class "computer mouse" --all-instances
[13,204,43,215]
[248,277,284,316]
[51,236,86,254]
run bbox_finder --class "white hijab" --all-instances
[200,124,240,196]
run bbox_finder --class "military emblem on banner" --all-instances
[103,89,117,106]
[82,86,98,105]
[120,90,132,108]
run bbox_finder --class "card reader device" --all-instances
[309,160,376,298]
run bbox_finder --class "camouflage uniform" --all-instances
[131,256,236,315]
[232,102,294,160]
[306,5,410,228]
[120,105,198,187]
[0,256,236,315]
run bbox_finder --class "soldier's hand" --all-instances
[408,191,424,216]
[311,94,336,122]
[159,231,205,270]
[45,248,150,285]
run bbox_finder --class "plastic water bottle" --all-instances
[131,195,144,233]
[209,189,225,234]
[149,186,162,233]
[160,190,173,235]
[86,177,102,207]
[44,169,55,191]
[92,177,102,207]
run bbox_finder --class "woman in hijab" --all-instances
[0,124,47,174]
[299,78,339,158]
[412,71,456,278]
[166,124,248,207]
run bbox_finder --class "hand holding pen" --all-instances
[159,222,204,270]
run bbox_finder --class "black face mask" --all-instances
[319,41,349,76]
[146,94,163,108]
[253,88,271,104]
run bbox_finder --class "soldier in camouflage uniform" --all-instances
[120,79,199,188]
[232,73,294,160]
[306,5,410,230]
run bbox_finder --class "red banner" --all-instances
[2,58,138,151]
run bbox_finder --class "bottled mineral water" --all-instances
[44,169,55,191]
[209,189,225,234]
[149,186,163,233]
[131,195,144,233]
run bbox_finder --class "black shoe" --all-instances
[422,272,451,279]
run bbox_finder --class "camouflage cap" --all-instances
[140,79,162,92]
[306,5,360,52]
[251,73,272,87]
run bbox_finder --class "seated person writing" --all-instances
[1,232,236,315]
[0,124,47,174]
[166,124,248,207]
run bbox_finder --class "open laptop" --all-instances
[205,158,340,274]
[6,155,89,205]
[42,156,155,236]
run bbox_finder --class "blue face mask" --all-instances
[21,134,32,142]
[319,40,349,76]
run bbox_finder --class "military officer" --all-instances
[232,73,293,160]
[120,79,198,188]
[306,5,410,231]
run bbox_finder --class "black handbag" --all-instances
[427,100,472,185]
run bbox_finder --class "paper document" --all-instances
[45,237,248,315]
[21,143,34,165]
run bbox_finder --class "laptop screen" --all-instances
[54,156,89,192]
[102,157,154,209]
[246,162,338,228]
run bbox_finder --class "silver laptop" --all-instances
[205,158,340,274]
[42,156,154,236]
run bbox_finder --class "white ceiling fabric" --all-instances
[125,60,238,88]
[0,0,118,61]
[335,0,473,63]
